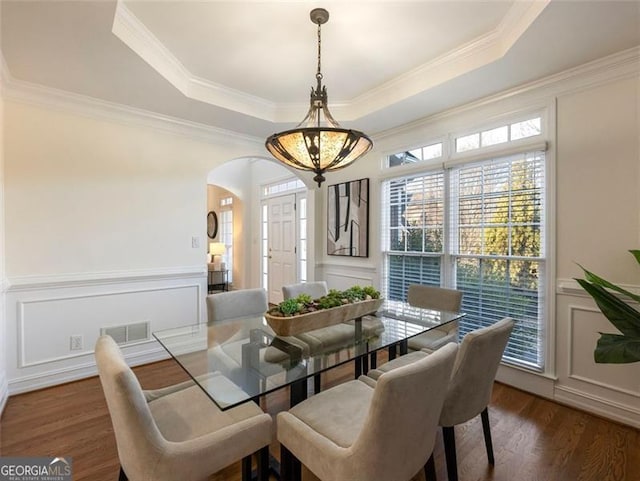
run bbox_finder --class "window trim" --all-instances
[382,151,548,371]
[382,105,555,374]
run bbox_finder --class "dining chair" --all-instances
[406,284,463,352]
[368,317,515,481]
[282,281,329,300]
[207,288,268,323]
[95,335,272,481]
[206,288,287,390]
[277,343,458,481]
[280,281,384,392]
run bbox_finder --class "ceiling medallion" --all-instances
[265,8,373,187]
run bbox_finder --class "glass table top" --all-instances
[153,303,464,410]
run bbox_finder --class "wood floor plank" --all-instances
[1,358,638,481]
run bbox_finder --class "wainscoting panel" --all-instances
[5,268,206,394]
[567,305,639,397]
[18,285,199,368]
[554,283,640,428]
[319,262,377,291]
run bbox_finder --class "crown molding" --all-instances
[111,0,549,123]
[6,266,206,291]
[376,46,640,141]
[345,1,551,121]
[112,1,280,121]
[2,70,263,147]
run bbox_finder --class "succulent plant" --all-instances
[268,285,382,317]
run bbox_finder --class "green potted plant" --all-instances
[575,250,640,363]
[265,286,382,336]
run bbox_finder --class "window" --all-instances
[387,142,443,168]
[383,148,546,371]
[383,171,444,302]
[455,116,542,153]
[219,200,233,283]
[298,197,308,283]
[261,204,268,290]
[263,179,305,196]
[451,153,545,369]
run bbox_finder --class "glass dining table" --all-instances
[153,301,465,411]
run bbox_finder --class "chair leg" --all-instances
[424,453,437,481]
[481,407,495,465]
[370,351,377,369]
[280,445,293,481]
[241,455,252,481]
[118,467,128,481]
[257,446,270,481]
[442,426,458,481]
[314,373,321,394]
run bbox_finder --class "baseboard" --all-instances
[7,345,171,395]
[554,384,640,429]
[496,363,556,399]
[0,374,8,417]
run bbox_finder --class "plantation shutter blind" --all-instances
[381,171,445,306]
[449,151,546,370]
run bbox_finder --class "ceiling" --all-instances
[1,1,639,140]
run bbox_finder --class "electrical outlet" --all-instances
[191,236,200,248]
[70,335,83,351]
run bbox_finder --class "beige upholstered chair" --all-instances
[95,335,272,481]
[406,284,463,352]
[205,288,286,388]
[280,281,384,392]
[207,288,268,323]
[282,281,329,300]
[368,318,515,481]
[277,343,458,481]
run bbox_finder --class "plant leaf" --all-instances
[594,333,640,363]
[577,264,640,304]
[575,279,640,337]
[629,250,640,266]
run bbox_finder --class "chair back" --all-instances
[95,335,165,479]
[407,284,463,312]
[282,281,329,300]
[353,343,458,481]
[440,317,515,426]
[207,288,268,323]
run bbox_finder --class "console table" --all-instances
[207,264,229,293]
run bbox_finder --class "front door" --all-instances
[267,194,297,304]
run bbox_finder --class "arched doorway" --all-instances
[206,157,315,303]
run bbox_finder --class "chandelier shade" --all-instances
[266,127,372,185]
[264,8,373,187]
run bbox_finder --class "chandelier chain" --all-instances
[316,22,323,85]
[264,8,373,187]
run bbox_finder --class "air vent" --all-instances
[101,321,149,345]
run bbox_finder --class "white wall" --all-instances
[553,77,640,426]
[2,96,264,394]
[316,50,640,427]
[0,57,7,413]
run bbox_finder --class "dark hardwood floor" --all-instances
[1,358,638,481]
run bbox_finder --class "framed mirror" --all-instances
[207,211,218,239]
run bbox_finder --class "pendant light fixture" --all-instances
[265,8,373,187]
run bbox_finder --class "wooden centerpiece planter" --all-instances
[265,286,383,336]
